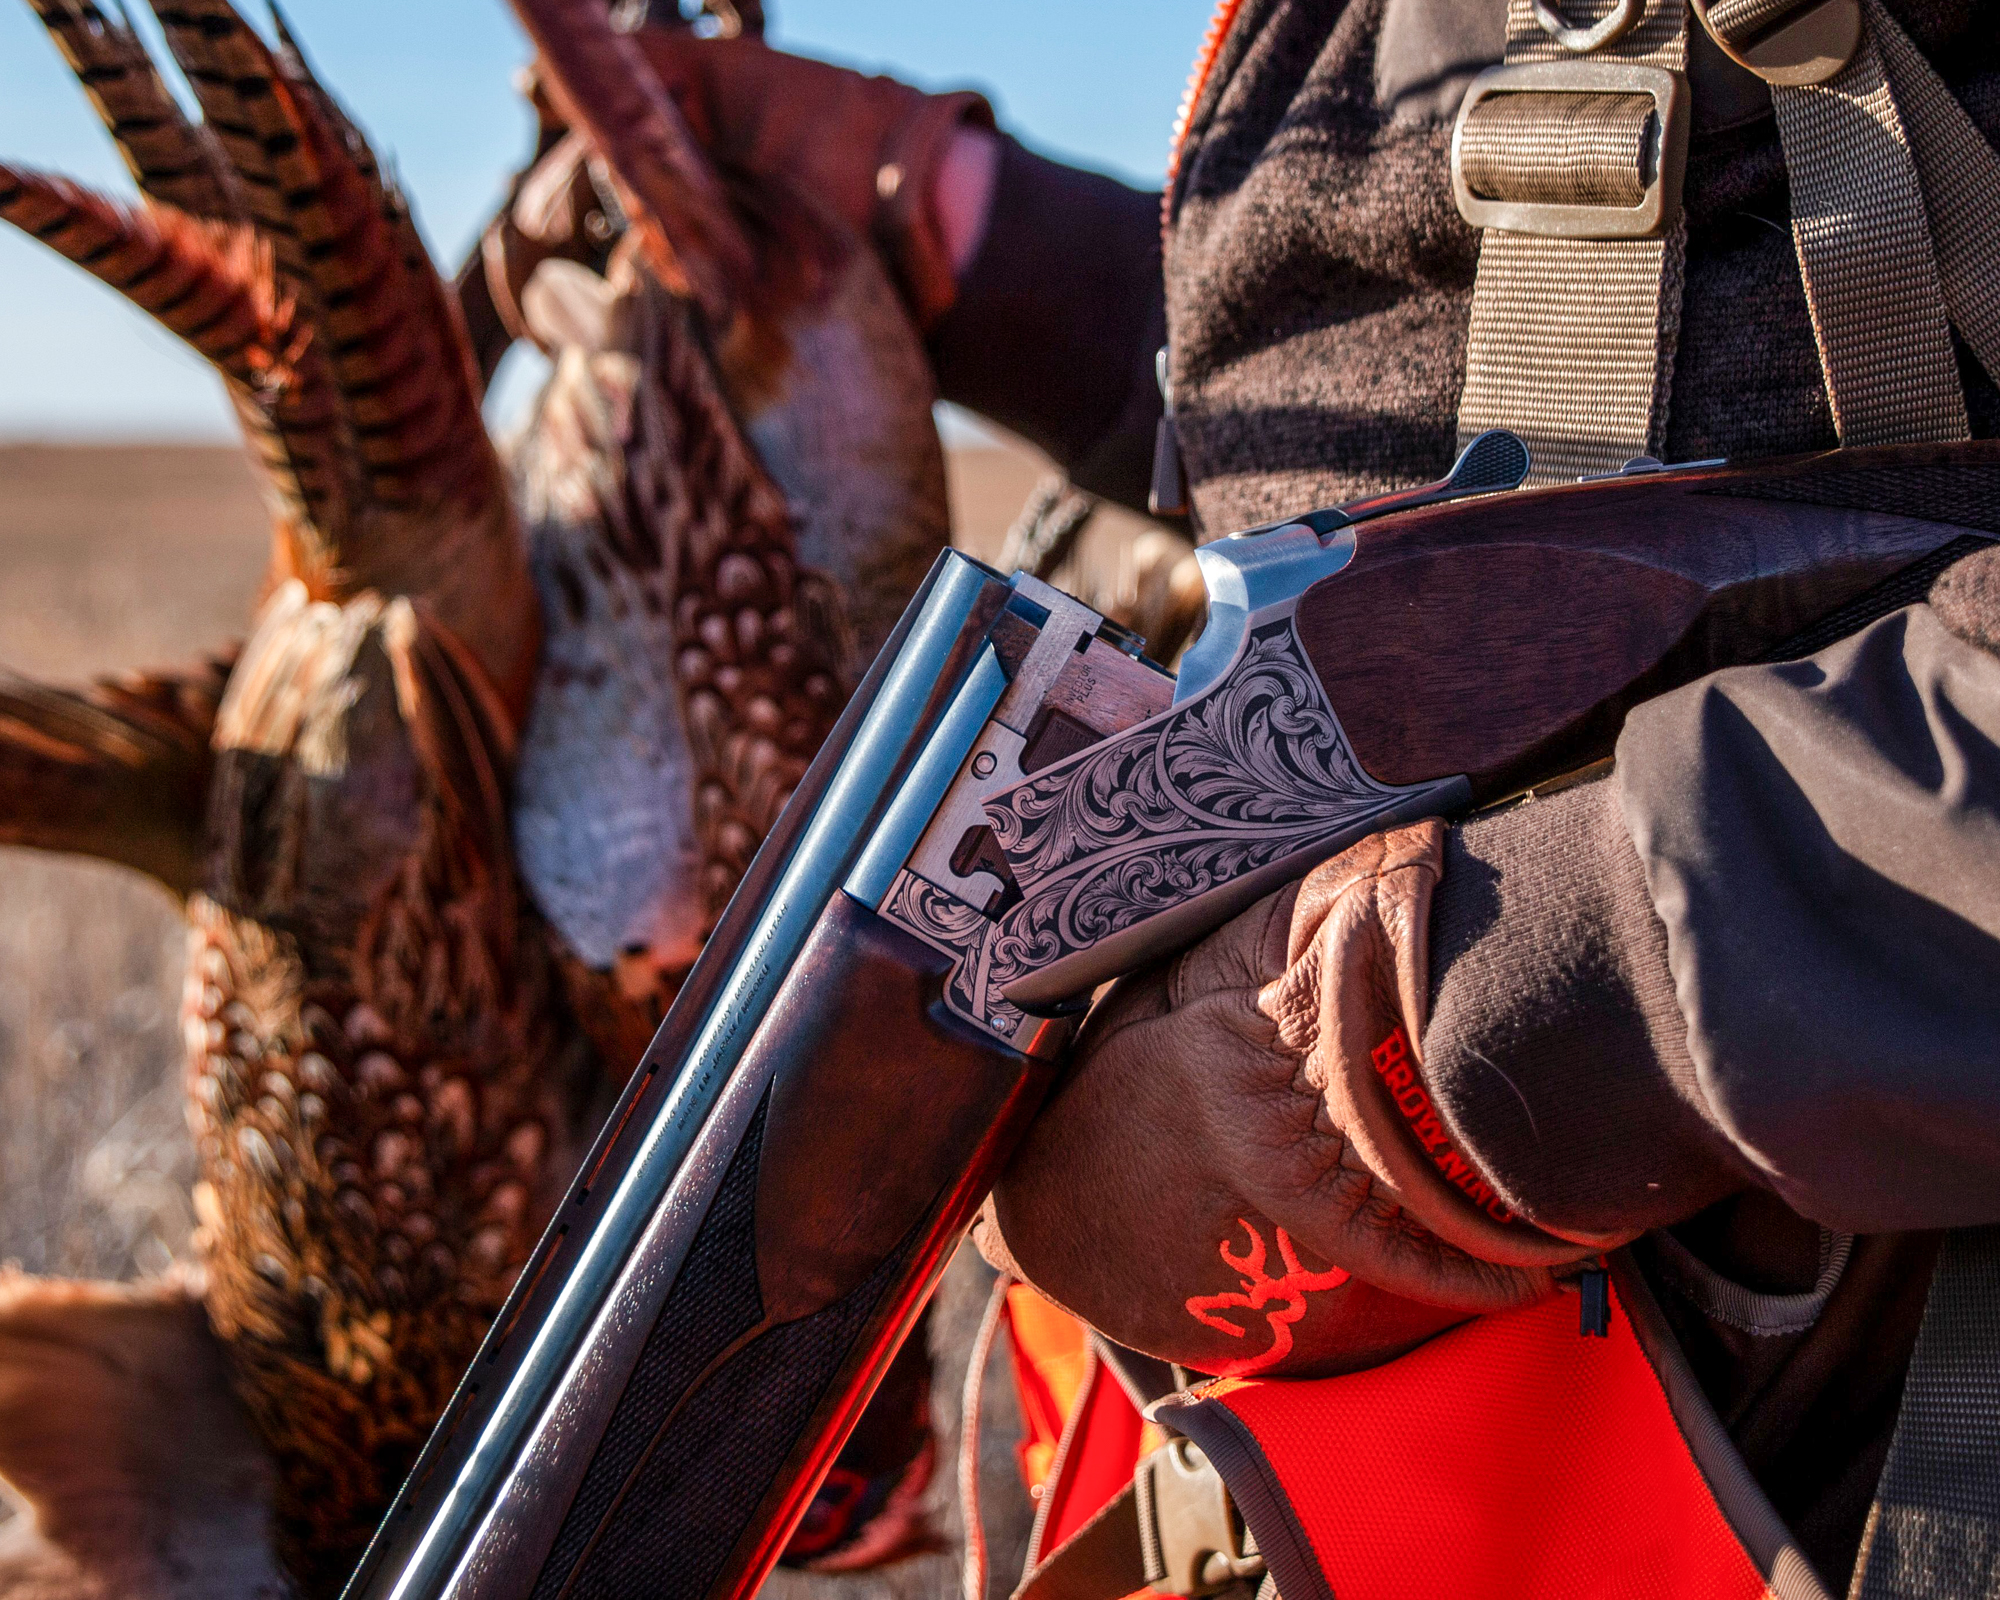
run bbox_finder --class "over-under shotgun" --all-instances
[345,437,2000,1600]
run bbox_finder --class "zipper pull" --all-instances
[1149,344,1189,518]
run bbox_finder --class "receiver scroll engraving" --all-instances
[879,621,1466,1026]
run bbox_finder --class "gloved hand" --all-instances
[974,821,1631,1379]
[632,30,995,327]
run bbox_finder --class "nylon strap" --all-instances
[1862,0,2000,386]
[1851,1227,2000,1600]
[1458,91,1659,208]
[1698,0,2000,446]
[1760,19,1966,443]
[1011,1483,1149,1600]
[1456,0,1690,485]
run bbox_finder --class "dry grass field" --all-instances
[0,444,268,1283]
[0,432,1149,1588]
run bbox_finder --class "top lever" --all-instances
[1232,429,1533,541]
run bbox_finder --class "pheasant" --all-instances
[0,0,954,1592]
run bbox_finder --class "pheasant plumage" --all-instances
[0,651,232,893]
[22,0,242,219]
[0,0,955,1591]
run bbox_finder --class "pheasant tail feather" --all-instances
[24,0,243,220]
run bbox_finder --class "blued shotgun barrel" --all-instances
[342,552,1072,1600]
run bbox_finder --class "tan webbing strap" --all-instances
[1863,0,2000,386]
[1851,1227,2000,1600]
[1455,0,1691,485]
[1762,25,1966,443]
[1457,92,1660,208]
[1698,0,2000,446]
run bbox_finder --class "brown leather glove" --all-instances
[632,31,993,327]
[975,821,1631,1379]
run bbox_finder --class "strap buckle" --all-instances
[1451,60,1690,239]
[1691,0,1860,86]
[1134,1439,1264,1598]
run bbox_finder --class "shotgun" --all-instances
[344,435,1999,1600]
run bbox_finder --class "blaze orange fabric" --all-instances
[1006,1285,1097,1491]
[1004,1286,1157,1555]
[1163,1284,1770,1600]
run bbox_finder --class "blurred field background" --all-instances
[0,430,1160,1587]
[0,445,266,1282]
[0,433,1182,1285]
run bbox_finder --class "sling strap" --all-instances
[1454,0,1692,484]
[1455,0,2000,470]
[1694,0,2000,445]
[1852,1227,2000,1600]
[1861,0,2000,387]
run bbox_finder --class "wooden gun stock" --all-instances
[1299,443,1997,797]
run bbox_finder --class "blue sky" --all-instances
[0,0,1211,440]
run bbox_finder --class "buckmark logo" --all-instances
[1372,1026,1516,1224]
[1183,1218,1349,1376]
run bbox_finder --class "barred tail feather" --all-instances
[0,163,266,378]
[145,0,318,296]
[278,69,495,515]
[0,164,357,541]
[149,0,497,521]
[24,0,243,221]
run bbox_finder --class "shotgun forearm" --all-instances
[450,895,1049,1600]
[347,438,1999,1600]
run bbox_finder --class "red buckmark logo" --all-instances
[1183,1217,1349,1376]
[1372,1026,1516,1224]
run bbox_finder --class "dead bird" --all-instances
[0,0,952,1591]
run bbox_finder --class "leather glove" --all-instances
[632,31,993,327]
[974,821,1630,1379]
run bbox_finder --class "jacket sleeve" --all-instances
[926,135,1167,515]
[1418,548,2000,1239]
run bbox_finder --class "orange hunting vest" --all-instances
[1005,1256,1822,1600]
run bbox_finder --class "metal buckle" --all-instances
[1531,0,1644,53]
[1691,0,1860,86]
[1134,1439,1264,1598]
[1451,60,1690,240]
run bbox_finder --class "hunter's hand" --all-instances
[975,822,1623,1379]
[632,30,997,326]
